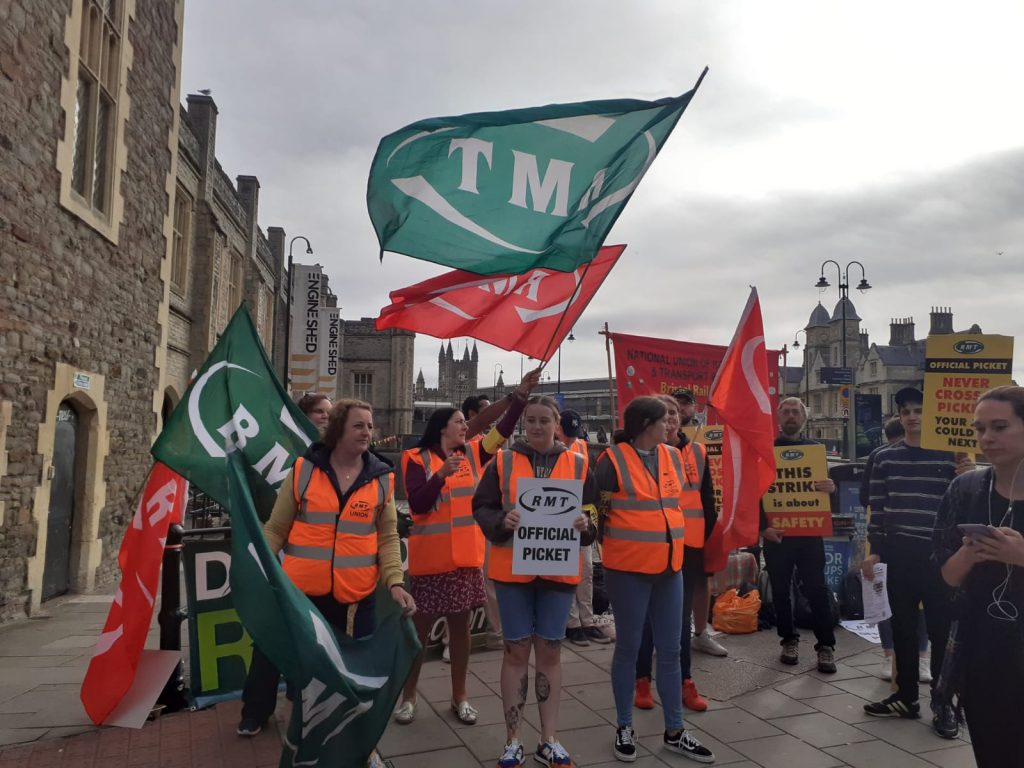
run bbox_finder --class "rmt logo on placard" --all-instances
[953,340,985,355]
[780,449,805,461]
[517,486,580,517]
[703,428,723,441]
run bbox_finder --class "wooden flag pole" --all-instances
[599,322,617,433]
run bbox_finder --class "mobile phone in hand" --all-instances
[957,523,999,540]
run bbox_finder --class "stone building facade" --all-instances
[164,94,285,412]
[335,319,414,439]
[0,0,185,620]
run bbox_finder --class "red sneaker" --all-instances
[682,678,708,711]
[634,676,655,710]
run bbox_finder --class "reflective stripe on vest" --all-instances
[489,449,586,586]
[603,443,686,574]
[402,446,485,575]
[566,438,590,475]
[281,457,387,603]
[680,442,707,547]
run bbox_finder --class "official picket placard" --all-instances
[694,426,724,515]
[763,443,832,536]
[920,333,1014,452]
[512,477,583,577]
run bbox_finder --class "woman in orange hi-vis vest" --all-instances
[595,396,715,764]
[259,399,415,768]
[473,396,599,768]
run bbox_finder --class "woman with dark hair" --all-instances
[259,399,414,768]
[296,393,332,432]
[596,395,714,764]
[473,395,598,768]
[935,385,1024,766]
[395,375,536,726]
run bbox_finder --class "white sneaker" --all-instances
[879,657,893,681]
[918,656,932,684]
[692,631,728,657]
[442,642,450,663]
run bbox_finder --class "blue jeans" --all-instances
[605,568,684,732]
[878,609,929,653]
[493,581,575,642]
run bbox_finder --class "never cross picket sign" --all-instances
[512,477,583,577]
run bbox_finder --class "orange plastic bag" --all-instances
[711,588,761,634]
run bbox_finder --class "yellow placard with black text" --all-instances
[764,444,832,536]
[920,334,1014,453]
[693,425,723,515]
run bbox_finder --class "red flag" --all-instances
[375,245,625,361]
[80,462,188,724]
[704,288,777,571]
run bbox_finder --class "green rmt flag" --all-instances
[367,70,706,276]
[151,306,319,519]
[226,454,420,768]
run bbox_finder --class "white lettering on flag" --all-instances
[310,611,388,689]
[216,403,260,453]
[508,151,573,216]
[449,138,493,194]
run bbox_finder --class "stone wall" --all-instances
[0,0,182,620]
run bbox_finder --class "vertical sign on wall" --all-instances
[288,264,322,394]
[318,307,340,396]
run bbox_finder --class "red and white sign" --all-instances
[609,332,781,424]
[375,245,625,361]
[80,462,188,725]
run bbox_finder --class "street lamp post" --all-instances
[283,235,313,391]
[791,329,809,404]
[493,363,503,401]
[815,260,871,460]
[557,330,575,397]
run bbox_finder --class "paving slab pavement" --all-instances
[0,587,977,768]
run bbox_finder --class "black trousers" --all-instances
[240,593,376,724]
[636,547,704,680]
[763,536,835,648]
[884,538,952,705]
[962,624,1024,767]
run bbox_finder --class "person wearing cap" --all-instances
[861,386,974,737]
[560,410,610,646]
[759,397,839,673]
[673,387,727,661]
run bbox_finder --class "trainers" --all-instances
[584,625,613,644]
[498,738,525,768]
[566,626,590,646]
[485,630,505,651]
[236,717,263,737]
[614,726,637,763]
[664,729,715,763]
[816,645,837,674]
[442,642,451,663]
[918,656,932,684]
[691,631,728,657]
[932,702,959,739]
[682,678,708,711]
[780,640,799,665]
[879,656,893,681]
[367,749,386,768]
[634,676,655,710]
[864,693,921,719]
[534,740,572,767]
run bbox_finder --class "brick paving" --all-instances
[0,591,978,767]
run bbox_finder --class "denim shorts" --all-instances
[493,581,575,642]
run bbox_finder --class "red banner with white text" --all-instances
[609,332,782,426]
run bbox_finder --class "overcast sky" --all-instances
[181,1,1024,389]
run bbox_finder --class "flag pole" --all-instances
[536,259,596,369]
[599,322,617,434]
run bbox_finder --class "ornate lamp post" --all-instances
[815,260,871,460]
[283,235,313,390]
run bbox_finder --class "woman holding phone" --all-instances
[935,385,1024,766]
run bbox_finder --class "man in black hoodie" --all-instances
[760,397,838,673]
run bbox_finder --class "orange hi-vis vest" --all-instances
[401,446,485,576]
[564,437,590,475]
[603,443,686,574]
[281,457,390,604]
[679,441,707,548]
[488,448,588,586]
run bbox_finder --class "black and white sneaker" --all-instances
[863,693,920,719]
[614,726,637,762]
[932,702,959,739]
[236,717,264,736]
[664,730,715,763]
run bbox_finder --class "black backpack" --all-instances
[841,570,864,620]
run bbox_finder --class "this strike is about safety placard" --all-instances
[511,477,583,577]
[763,443,832,536]
[920,333,1014,452]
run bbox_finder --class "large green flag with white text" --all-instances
[367,71,706,276]
[151,307,318,519]
[225,454,420,768]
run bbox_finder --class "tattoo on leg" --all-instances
[535,671,551,703]
[542,638,562,650]
[518,673,528,706]
[505,704,522,733]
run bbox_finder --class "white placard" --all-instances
[860,563,892,625]
[511,477,583,577]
